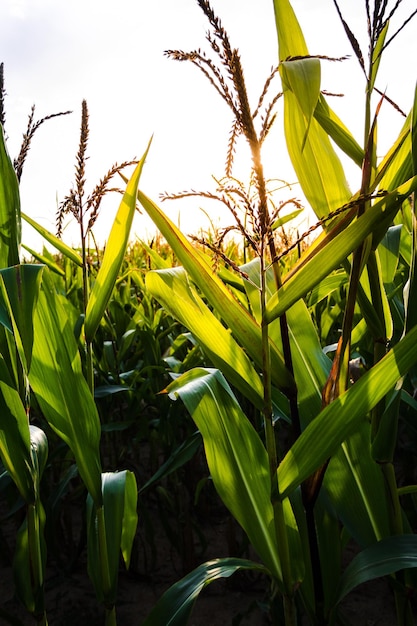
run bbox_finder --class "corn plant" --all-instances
[0,91,144,624]
[137,1,417,625]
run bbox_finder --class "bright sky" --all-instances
[1,0,416,251]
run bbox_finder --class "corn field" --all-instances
[1,1,417,625]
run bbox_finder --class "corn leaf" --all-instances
[266,175,417,323]
[314,96,364,167]
[0,379,34,503]
[141,558,268,626]
[412,83,417,176]
[241,259,330,425]
[139,431,202,494]
[278,322,417,498]
[323,424,390,547]
[29,270,102,505]
[84,141,151,342]
[166,367,283,582]
[137,190,294,393]
[87,470,138,605]
[13,500,47,615]
[369,22,389,93]
[21,212,83,267]
[0,265,44,373]
[273,0,352,219]
[0,125,20,268]
[334,535,417,604]
[21,244,65,276]
[146,266,264,409]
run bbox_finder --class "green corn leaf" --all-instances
[21,244,65,276]
[29,270,102,505]
[271,208,304,231]
[334,535,417,605]
[146,266,264,409]
[266,175,417,323]
[11,426,48,617]
[278,322,417,498]
[412,83,417,176]
[0,265,44,374]
[378,225,402,285]
[13,500,47,616]
[273,0,352,219]
[307,271,347,307]
[0,379,34,503]
[323,423,390,547]
[241,258,330,425]
[139,431,202,494]
[21,212,83,267]
[137,190,294,393]
[280,57,321,151]
[166,368,283,583]
[87,470,138,605]
[314,96,364,167]
[138,238,172,269]
[369,21,389,93]
[375,115,412,193]
[84,141,151,343]
[141,558,268,626]
[0,125,20,268]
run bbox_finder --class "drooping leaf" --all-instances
[323,423,390,547]
[313,96,364,167]
[137,190,294,393]
[167,368,284,584]
[146,266,264,409]
[334,535,417,604]
[141,558,268,626]
[273,0,352,219]
[139,431,202,493]
[84,141,151,342]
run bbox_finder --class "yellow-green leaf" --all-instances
[84,140,151,343]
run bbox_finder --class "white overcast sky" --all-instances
[1,0,416,250]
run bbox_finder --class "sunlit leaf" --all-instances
[273,0,352,219]
[21,212,83,267]
[0,125,20,268]
[29,270,102,505]
[266,175,417,322]
[166,367,283,582]
[137,190,294,393]
[146,266,264,409]
[84,140,151,342]
[278,323,417,497]
[0,264,44,373]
